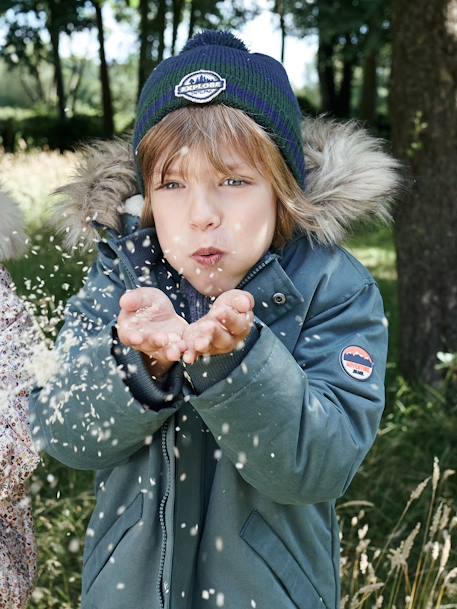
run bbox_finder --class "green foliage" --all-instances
[0,113,105,150]
[28,458,95,609]
[286,0,392,119]
[346,375,457,544]
[296,92,319,115]
[7,226,94,339]
[290,0,392,53]
[345,225,398,367]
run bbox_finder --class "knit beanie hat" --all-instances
[133,30,305,192]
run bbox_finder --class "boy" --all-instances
[30,30,399,609]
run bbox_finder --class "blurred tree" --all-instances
[0,0,91,124]
[67,56,87,114]
[171,0,185,54]
[1,1,115,139]
[0,13,48,105]
[290,0,391,120]
[128,0,166,98]
[391,0,457,385]
[358,3,389,124]
[47,0,67,122]
[91,0,114,137]
[274,0,286,62]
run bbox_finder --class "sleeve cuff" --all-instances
[111,327,184,410]
[183,322,261,395]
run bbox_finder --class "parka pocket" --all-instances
[240,510,328,609]
[83,492,144,595]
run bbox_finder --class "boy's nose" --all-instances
[188,191,221,230]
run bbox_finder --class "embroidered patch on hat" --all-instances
[175,70,226,103]
[340,346,374,381]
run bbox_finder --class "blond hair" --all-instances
[139,105,317,250]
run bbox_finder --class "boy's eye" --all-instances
[161,181,182,190]
[223,178,247,187]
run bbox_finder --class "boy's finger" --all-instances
[165,342,183,361]
[194,335,211,353]
[214,305,252,336]
[208,322,234,351]
[232,294,254,313]
[116,319,143,345]
[144,331,168,349]
[119,288,167,313]
[182,348,197,365]
[122,329,143,346]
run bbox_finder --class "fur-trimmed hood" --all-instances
[0,188,27,261]
[53,117,402,251]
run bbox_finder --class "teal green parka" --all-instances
[29,119,400,609]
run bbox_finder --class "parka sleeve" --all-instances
[188,280,387,505]
[0,281,40,499]
[28,249,183,471]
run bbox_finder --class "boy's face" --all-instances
[149,146,277,296]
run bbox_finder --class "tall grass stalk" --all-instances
[340,459,457,609]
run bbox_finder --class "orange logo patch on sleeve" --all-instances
[340,345,374,380]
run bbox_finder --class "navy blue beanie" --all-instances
[133,30,305,192]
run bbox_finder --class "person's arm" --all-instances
[187,281,387,505]
[0,280,40,499]
[29,248,183,471]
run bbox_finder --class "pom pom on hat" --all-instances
[181,30,249,53]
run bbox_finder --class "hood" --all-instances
[53,118,402,251]
[0,188,27,261]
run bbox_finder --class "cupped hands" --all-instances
[116,287,255,375]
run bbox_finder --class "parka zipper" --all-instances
[108,243,173,608]
[117,251,141,289]
[237,253,277,290]
[157,420,171,609]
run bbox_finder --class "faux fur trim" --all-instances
[53,138,138,250]
[53,118,402,250]
[302,118,401,245]
[0,188,27,261]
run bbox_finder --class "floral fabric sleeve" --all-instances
[0,265,41,609]
[0,267,40,497]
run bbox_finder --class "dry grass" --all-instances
[339,459,457,609]
[0,150,78,226]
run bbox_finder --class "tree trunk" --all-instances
[48,10,66,123]
[20,74,39,104]
[359,48,378,123]
[156,0,167,63]
[391,0,457,384]
[23,62,45,104]
[32,62,46,103]
[93,1,114,137]
[336,43,355,118]
[317,36,337,113]
[276,0,286,63]
[69,59,86,115]
[188,0,196,41]
[171,0,184,54]
[138,0,154,98]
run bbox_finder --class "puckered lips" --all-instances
[192,247,225,267]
